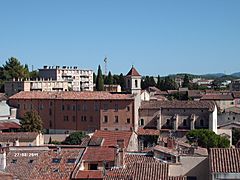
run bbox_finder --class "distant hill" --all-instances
[201,73,226,79]
[231,72,240,78]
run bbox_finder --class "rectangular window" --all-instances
[64,116,69,121]
[140,119,144,126]
[103,116,108,123]
[114,104,118,111]
[67,105,70,111]
[183,119,187,126]
[50,101,53,106]
[103,103,108,111]
[72,105,75,111]
[77,105,80,111]
[114,116,119,123]
[127,106,130,111]
[127,118,130,124]
[52,158,61,163]
[83,104,87,111]
[94,102,99,111]
[90,116,93,122]
[84,116,87,121]
[49,109,52,116]
[62,105,65,111]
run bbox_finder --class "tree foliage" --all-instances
[2,57,29,80]
[105,71,113,85]
[62,131,87,145]
[187,129,230,148]
[21,111,43,133]
[182,74,190,88]
[96,65,104,91]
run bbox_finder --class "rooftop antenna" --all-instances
[104,56,107,76]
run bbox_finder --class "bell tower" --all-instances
[125,66,141,95]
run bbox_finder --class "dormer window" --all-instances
[135,80,138,88]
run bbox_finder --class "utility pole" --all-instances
[104,56,107,76]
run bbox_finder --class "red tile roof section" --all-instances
[91,130,132,148]
[201,94,233,100]
[104,154,168,180]
[9,91,134,100]
[137,128,160,136]
[75,170,103,179]
[126,67,141,76]
[0,132,38,142]
[210,148,240,173]
[82,147,115,162]
[0,122,20,130]
[141,100,215,111]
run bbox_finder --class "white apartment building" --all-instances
[39,66,93,91]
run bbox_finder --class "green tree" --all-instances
[62,131,87,145]
[2,57,29,80]
[93,72,96,84]
[96,65,104,91]
[118,73,126,90]
[187,129,230,148]
[182,74,190,88]
[21,111,43,133]
[156,75,161,89]
[105,71,113,85]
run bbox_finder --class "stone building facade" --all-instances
[139,100,218,136]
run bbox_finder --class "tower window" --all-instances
[135,80,138,88]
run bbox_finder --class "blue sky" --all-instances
[0,0,240,76]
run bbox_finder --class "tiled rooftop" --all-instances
[0,122,20,130]
[91,130,132,148]
[201,94,233,100]
[126,67,141,76]
[105,154,169,180]
[0,132,38,142]
[137,128,160,136]
[140,100,215,111]
[9,91,134,100]
[5,147,84,180]
[82,147,115,162]
[210,148,240,173]
[232,91,240,98]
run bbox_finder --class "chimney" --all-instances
[167,137,175,149]
[10,108,17,118]
[0,149,6,170]
[115,139,125,167]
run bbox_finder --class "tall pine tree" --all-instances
[96,65,104,91]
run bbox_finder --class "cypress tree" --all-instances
[96,65,104,91]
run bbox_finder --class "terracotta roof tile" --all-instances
[82,147,115,162]
[0,122,20,130]
[140,100,215,112]
[201,94,233,100]
[168,177,187,180]
[232,91,240,98]
[126,67,141,76]
[92,130,132,148]
[137,128,160,136]
[75,170,103,179]
[210,148,240,173]
[105,154,169,180]
[5,147,84,180]
[0,132,38,142]
[9,91,134,100]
